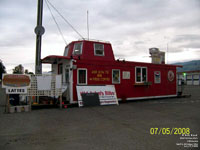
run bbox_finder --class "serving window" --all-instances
[135,67,147,83]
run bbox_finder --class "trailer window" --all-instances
[94,43,104,56]
[73,42,83,55]
[154,71,161,83]
[78,69,87,85]
[135,67,147,83]
[112,69,120,84]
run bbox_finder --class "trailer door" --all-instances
[63,61,73,103]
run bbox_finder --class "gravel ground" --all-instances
[0,85,199,150]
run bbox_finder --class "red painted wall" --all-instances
[72,60,177,102]
[43,40,177,103]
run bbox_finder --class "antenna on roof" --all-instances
[87,10,89,40]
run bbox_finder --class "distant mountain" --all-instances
[172,60,200,72]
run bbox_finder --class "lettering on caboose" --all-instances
[89,70,110,82]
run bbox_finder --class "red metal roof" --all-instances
[42,55,70,64]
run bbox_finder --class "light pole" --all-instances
[164,36,169,64]
[35,0,45,74]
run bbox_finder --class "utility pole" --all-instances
[87,10,89,40]
[35,0,45,74]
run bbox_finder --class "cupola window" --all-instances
[94,43,104,56]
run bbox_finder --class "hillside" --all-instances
[172,60,200,72]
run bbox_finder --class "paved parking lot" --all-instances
[0,85,199,150]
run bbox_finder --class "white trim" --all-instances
[77,68,87,85]
[71,95,178,104]
[118,95,177,101]
[94,43,105,56]
[135,66,147,83]
[112,69,120,84]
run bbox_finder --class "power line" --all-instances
[45,0,67,45]
[46,0,84,39]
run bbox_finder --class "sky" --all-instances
[0,0,200,73]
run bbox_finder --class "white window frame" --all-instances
[94,43,104,56]
[73,42,83,55]
[77,68,87,85]
[112,69,120,84]
[135,67,147,83]
[154,71,161,84]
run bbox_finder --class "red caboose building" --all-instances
[42,39,178,104]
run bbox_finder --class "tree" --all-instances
[25,69,34,75]
[25,69,29,74]
[13,64,24,74]
[0,60,6,80]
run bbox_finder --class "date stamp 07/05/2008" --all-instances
[150,128,199,148]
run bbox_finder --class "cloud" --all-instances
[180,42,200,49]
[0,0,200,73]
[172,34,200,43]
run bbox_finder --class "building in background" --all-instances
[177,70,200,85]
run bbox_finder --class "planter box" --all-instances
[9,106,15,113]
[16,106,22,113]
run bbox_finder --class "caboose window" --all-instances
[94,43,104,56]
[78,69,87,85]
[63,46,69,56]
[135,67,147,83]
[112,69,120,84]
[73,42,83,55]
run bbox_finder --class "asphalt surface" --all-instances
[0,85,199,150]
